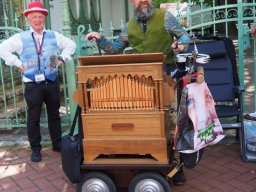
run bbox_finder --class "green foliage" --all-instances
[152,0,170,8]
[152,0,213,8]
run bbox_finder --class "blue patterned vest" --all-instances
[20,30,58,81]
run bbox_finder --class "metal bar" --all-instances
[61,60,70,123]
[254,35,256,110]
[125,0,129,22]
[9,0,14,27]
[225,0,228,37]
[237,0,245,94]
[61,0,77,123]
[200,0,204,36]
[9,66,18,123]
[237,0,245,158]
[188,0,192,35]
[0,60,9,128]
[21,81,27,123]
[44,0,51,29]
[61,0,76,125]
[213,0,216,36]
[3,0,9,28]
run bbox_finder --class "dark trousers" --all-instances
[24,79,62,150]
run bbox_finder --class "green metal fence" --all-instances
[175,0,256,93]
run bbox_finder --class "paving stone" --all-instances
[1,143,255,192]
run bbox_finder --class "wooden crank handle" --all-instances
[196,67,204,83]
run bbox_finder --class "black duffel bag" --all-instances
[180,148,205,169]
[61,106,83,183]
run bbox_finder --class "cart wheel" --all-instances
[128,172,170,192]
[76,172,116,192]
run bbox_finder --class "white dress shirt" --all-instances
[0,28,76,82]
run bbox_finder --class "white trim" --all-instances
[24,8,48,16]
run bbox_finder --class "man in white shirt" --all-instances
[0,1,76,162]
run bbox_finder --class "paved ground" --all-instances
[0,146,75,192]
[1,139,256,192]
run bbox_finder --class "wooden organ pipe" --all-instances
[87,75,157,111]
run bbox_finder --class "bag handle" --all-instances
[69,106,82,136]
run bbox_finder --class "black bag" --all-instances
[180,148,205,169]
[61,106,83,183]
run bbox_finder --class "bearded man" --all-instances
[86,0,190,71]
[86,0,191,185]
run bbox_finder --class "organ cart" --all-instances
[72,53,177,192]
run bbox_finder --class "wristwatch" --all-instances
[57,56,64,62]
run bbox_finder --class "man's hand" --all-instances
[57,56,64,66]
[251,25,256,37]
[171,41,185,54]
[85,32,101,41]
[19,65,24,73]
[57,60,62,66]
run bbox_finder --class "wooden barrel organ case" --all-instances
[72,53,176,165]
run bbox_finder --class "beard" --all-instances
[134,2,154,21]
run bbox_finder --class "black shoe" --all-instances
[31,149,41,162]
[173,168,186,185]
[52,142,61,152]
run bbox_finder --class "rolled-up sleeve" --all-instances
[164,11,191,44]
[97,35,128,54]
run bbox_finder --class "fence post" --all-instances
[187,0,192,35]
[199,0,204,36]
[212,0,216,36]
[44,0,51,29]
[61,0,77,124]
[243,24,251,49]
[252,22,256,110]
[237,0,245,91]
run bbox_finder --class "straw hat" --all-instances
[23,1,49,17]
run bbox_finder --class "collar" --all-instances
[135,16,149,25]
[29,27,46,37]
